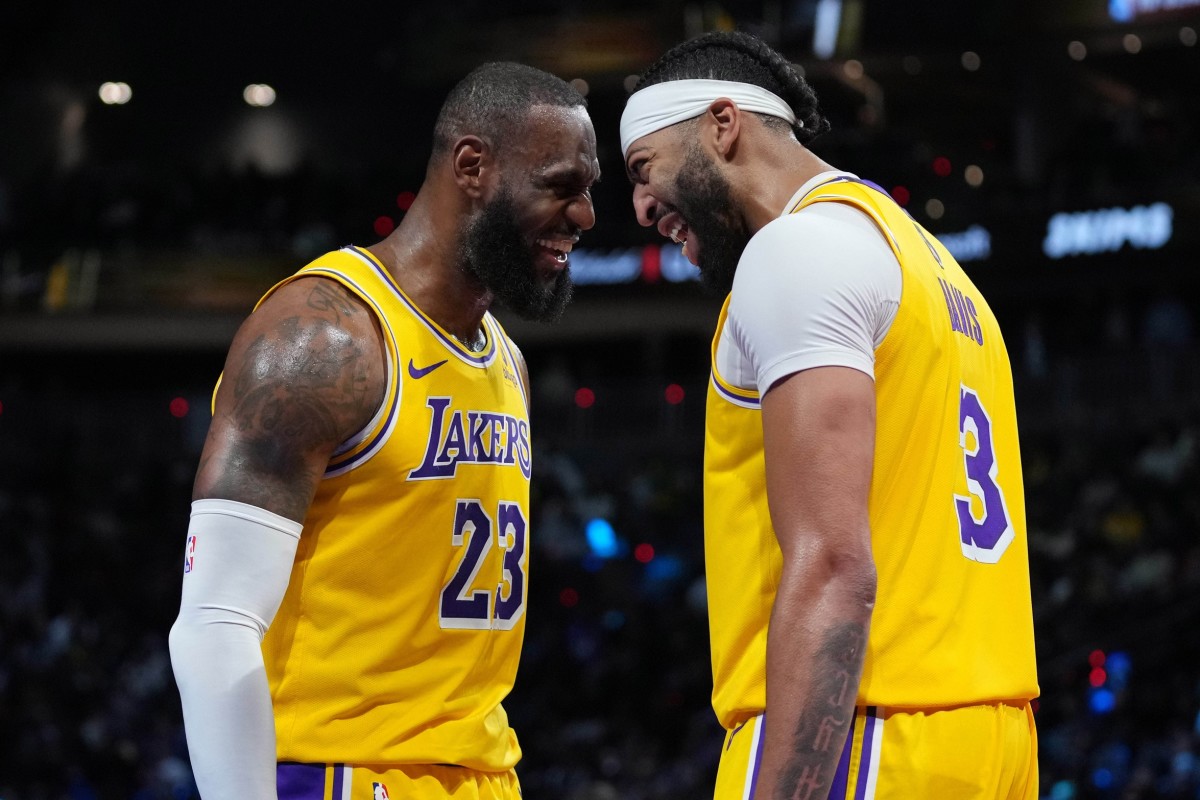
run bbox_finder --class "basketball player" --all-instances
[169,62,599,799]
[621,33,1038,799]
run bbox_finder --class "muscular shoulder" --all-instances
[195,276,387,517]
[222,276,386,440]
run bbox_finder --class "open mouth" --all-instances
[657,210,699,266]
[535,237,575,266]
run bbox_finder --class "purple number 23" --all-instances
[954,386,1014,563]
[439,499,527,630]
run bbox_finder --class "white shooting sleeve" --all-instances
[168,499,302,800]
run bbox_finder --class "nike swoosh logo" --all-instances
[408,358,448,379]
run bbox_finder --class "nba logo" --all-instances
[372,783,390,800]
[184,535,197,574]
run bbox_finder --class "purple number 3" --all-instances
[954,387,1014,563]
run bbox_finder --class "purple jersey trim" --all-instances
[711,372,761,408]
[277,762,324,800]
[292,266,402,477]
[494,321,530,413]
[331,763,345,798]
[325,379,401,477]
[345,246,496,367]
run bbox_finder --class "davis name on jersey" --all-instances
[410,398,532,480]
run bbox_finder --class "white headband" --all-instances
[620,79,799,158]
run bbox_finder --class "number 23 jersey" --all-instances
[703,177,1038,728]
[256,246,531,770]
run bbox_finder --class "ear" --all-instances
[704,98,742,161]
[452,135,492,199]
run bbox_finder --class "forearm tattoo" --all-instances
[776,622,867,800]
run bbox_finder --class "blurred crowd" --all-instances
[1,289,1199,798]
[2,48,1199,798]
[3,7,1200,798]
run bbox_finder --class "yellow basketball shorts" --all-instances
[714,703,1037,799]
[276,762,521,800]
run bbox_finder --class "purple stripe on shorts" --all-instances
[853,707,879,800]
[277,762,325,800]
[828,712,857,800]
[747,714,767,799]
[331,763,345,798]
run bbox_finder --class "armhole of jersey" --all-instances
[490,315,530,415]
[278,266,403,479]
[709,295,762,410]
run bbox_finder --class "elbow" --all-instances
[844,561,877,611]
[822,551,876,611]
[781,537,877,610]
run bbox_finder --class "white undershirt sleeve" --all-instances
[727,201,902,393]
[168,499,302,800]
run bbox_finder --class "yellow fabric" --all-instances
[713,704,1037,800]
[864,704,1038,800]
[713,713,766,800]
[703,178,1038,730]
[247,247,530,770]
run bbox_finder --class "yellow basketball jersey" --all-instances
[249,246,530,770]
[704,177,1038,728]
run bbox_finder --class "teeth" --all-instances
[669,222,685,244]
[537,238,574,254]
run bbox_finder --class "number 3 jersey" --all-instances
[703,177,1038,729]
[254,246,531,770]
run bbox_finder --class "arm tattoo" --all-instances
[306,280,360,321]
[776,623,867,800]
[206,301,374,518]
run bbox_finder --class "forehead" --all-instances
[624,124,688,167]
[509,104,598,174]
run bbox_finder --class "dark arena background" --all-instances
[2,1,1199,797]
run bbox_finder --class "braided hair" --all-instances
[635,31,829,145]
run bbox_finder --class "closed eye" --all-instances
[626,159,646,185]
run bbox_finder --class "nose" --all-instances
[568,192,596,232]
[632,183,657,228]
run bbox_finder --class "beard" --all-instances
[459,187,574,323]
[673,144,751,296]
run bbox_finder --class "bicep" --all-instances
[760,367,876,565]
[193,277,386,521]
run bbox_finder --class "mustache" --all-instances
[653,204,680,225]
